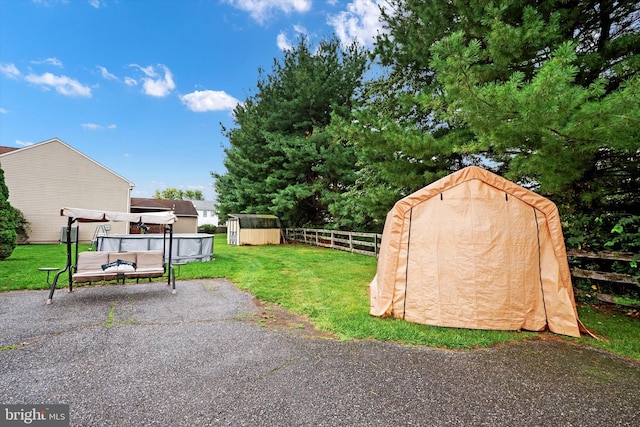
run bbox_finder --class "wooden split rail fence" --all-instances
[284,228,382,257]
[566,250,639,286]
[567,249,639,307]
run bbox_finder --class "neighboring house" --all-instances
[191,200,218,227]
[0,138,134,243]
[130,198,198,234]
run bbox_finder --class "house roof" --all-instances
[191,200,216,211]
[0,146,19,155]
[0,138,135,187]
[131,198,198,217]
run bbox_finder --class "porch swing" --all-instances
[46,207,178,304]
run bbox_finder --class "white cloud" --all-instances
[124,77,137,86]
[97,65,117,80]
[0,108,7,114]
[31,57,63,67]
[277,25,307,51]
[277,32,293,51]
[293,24,307,35]
[225,0,311,23]
[82,122,117,130]
[328,0,388,47]
[24,72,92,97]
[181,90,240,112]
[82,123,102,130]
[45,57,63,67]
[0,63,21,79]
[16,140,33,147]
[132,64,157,77]
[130,64,175,97]
[89,0,103,8]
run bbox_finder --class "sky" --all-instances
[0,0,388,200]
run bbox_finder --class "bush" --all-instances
[198,224,217,234]
[0,165,17,259]
[12,206,30,244]
[197,224,227,234]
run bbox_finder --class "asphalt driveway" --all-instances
[1,280,639,426]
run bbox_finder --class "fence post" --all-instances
[283,227,380,257]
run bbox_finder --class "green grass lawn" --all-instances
[2,235,639,361]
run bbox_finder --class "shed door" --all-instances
[400,180,547,332]
[227,218,239,245]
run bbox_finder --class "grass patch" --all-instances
[0,244,90,291]
[574,305,640,360]
[106,301,116,328]
[1,344,20,351]
[2,235,639,360]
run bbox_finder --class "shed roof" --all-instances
[228,214,281,229]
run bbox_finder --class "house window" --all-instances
[202,210,207,217]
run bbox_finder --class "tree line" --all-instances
[214,0,639,254]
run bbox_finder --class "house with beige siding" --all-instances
[0,138,134,243]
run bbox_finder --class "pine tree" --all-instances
[214,36,367,227]
[343,0,639,233]
[0,164,17,260]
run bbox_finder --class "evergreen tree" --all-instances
[214,36,368,227]
[342,0,639,235]
[0,164,17,260]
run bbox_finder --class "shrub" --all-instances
[198,224,217,234]
[0,165,17,259]
[12,206,30,244]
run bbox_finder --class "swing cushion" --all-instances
[134,251,165,276]
[72,251,165,283]
[74,252,116,282]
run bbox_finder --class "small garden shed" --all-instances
[369,166,586,337]
[227,214,281,246]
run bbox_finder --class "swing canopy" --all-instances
[61,207,177,224]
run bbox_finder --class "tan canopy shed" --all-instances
[369,166,585,337]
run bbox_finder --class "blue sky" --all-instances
[0,0,387,200]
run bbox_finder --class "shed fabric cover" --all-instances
[369,166,582,337]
